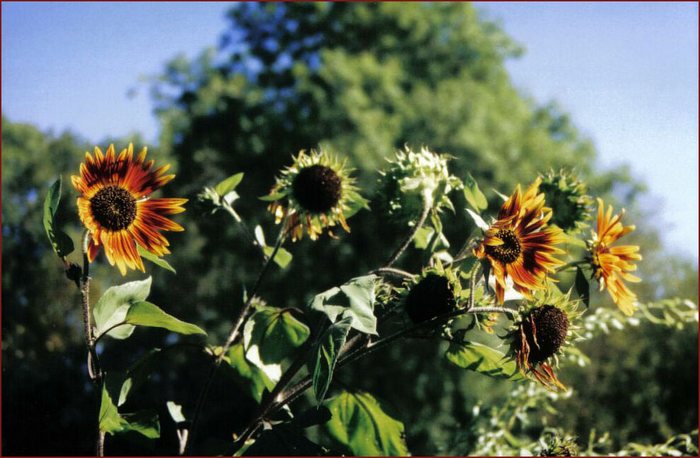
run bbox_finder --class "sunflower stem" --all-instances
[467,306,517,316]
[371,267,416,280]
[78,231,105,457]
[384,197,431,268]
[187,223,288,455]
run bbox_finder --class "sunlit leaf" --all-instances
[125,301,206,336]
[463,173,488,211]
[309,275,378,335]
[225,343,275,403]
[137,246,176,274]
[325,391,409,456]
[263,245,293,269]
[166,401,186,424]
[466,208,490,231]
[93,278,152,340]
[311,316,352,405]
[214,172,244,196]
[445,341,523,380]
[99,376,160,439]
[259,191,288,202]
[43,176,74,258]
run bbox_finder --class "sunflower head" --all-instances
[402,265,462,324]
[71,144,186,275]
[538,169,592,233]
[474,178,566,304]
[507,290,580,391]
[588,198,642,316]
[265,150,367,241]
[377,146,461,225]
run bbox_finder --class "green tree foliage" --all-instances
[2,3,696,455]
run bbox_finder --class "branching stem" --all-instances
[383,198,431,268]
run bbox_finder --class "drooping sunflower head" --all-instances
[588,198,642,316]
[538,169,592,233]
[71,144,187,275]
[377,146,461,225]
[474,178,567,304]
[265,149,367,242]
[402,265,462,324]
[507,290,580,391]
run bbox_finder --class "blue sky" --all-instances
[3,2,698,261]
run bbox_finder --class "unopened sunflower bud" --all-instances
[539,169,592,232]
[405,273,456,323]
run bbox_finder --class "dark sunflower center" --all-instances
[522,305,569,364]
[405,273,456,323]
[90,186,137,231]
[291,164,342,213]
[487,229,521,264]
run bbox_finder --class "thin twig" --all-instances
[371,267,416,280]
[383,198,431,268]
[467,306,517,316]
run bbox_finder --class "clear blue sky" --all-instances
[3,2,697,261]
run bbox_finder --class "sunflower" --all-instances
[402,267,462,324]
[474,178,566,304]
[507,291,581,391]
[71,144,186,275]
[265,149,367,241]
[588,198,642,315]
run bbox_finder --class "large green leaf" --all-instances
[445,341,523,380]
[311,315,352,405]
[214,172,244,196]
[43,177,74,258]
[93,278,152,340]
[463,173,488,212]
[137,246,176,274]
[309,275,378,335]
[242,305,310,382]
[125,301,206,336]
[224,343,275,403]
[263,245,293,269]
[325,391,409,456]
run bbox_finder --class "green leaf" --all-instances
[445,341,523,380]
[99,377,160,439]
[242,424,329,456]
[413,226,435,250]
[43,177,74,258]
[242,306,310,382]
[575,266,591,308]
[166,401,186,424]
[466,208,490,231]
[463,173,488,211]
[325,391,409,456]
[137,246,176,273]
[311,316,352,405]
[263,245,293,269]
[309,275,378,335]
[126,301,206,335]
[214,172,244,196]
[259,191,288,202]
[225,343,275,403]
[93,278,152,340]
[342,189,370,219]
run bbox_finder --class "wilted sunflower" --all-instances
[507,291,581,391]
[265,149,367,241]
[538,169,592,233]
[401,265,463,324]
[588,198,642,315]
[475,178,566,304]
[72,144,186,275]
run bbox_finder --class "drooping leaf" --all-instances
[325,391,409,456]
[463,173,488,211]
[575,266,591,308]
[125,301,206,336]
[263,245,293,269]
[224,343,275,403]
[137,246,176,273]
[445,341,523,380]
[214,172,244,196]
[466,208,490,231]
[93,277,152,340]
[309,275,378,335]
[99,376,160,439]
[43,177,74,258]
[311,315,352,405]
[242,306,310,383]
